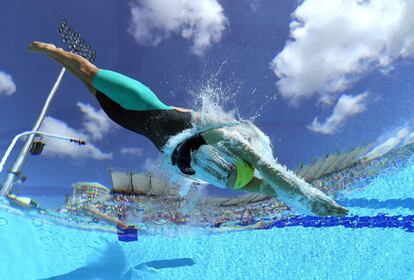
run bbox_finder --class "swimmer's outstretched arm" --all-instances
[201,128,348,216]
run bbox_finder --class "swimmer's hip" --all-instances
[92,69,172,111]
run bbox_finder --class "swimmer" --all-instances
[29,41,348,217]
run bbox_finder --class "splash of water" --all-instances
[156,75,276,195]
[189,75,277,166]
[162,77,346,216]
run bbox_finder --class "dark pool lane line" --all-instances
[261,214,414,232]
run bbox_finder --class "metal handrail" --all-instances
[0,19,96,196]
[0,130,86,173]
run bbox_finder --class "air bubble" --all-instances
[32,218,43,228]
[0,217,8,227]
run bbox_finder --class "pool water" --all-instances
[1,155,414,280]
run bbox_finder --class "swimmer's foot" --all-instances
[28,41,56,53]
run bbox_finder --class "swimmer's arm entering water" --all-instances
[200,128,348,216]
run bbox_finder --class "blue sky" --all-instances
[2,0,414,193]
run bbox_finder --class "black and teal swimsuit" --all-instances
[92,69,194,150]
[92,69,256,189]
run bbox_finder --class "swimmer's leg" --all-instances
[30,42,166,110]
[90,69,171,110]
[29,42,98,91]
[29,41,193,112]
[201,128,348,216]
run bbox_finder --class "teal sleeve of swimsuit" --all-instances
[92,69,172,111]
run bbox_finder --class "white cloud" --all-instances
[37,103,116,160]
[271,0,414,105]
[363,127,410,161]
[308,92,369,134]
[120,147,144,157]
[363,122,414,160]
[77,102,115,140]
[128,0,228,55]
[0,71,16,96]
[40,116,112,160]
[143,157,162,173]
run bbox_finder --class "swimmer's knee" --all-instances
[80,63,99,82]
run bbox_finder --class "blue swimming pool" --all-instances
[1,155,413,280]
[3,1,414,279]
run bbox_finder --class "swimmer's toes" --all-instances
[29,41,56,52]
[29,41,43,52]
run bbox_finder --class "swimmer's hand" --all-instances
[308,193,349,216]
